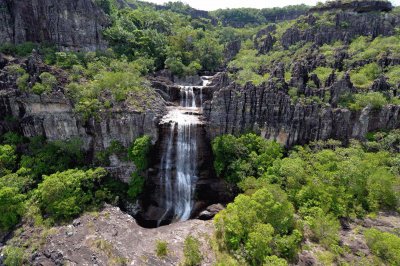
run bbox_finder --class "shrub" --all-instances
[1,132,25,146]
[386,65,400,87]
[212,134,282,184]
[0,187,26,231]
[127,171,145,200]
[5,64,26,76]
[35,168,107,221]
[364,229,400,265]
[245,223,274,264]
[263,256,288,266]
[0,144,17,176]
[55,52,80,69]
[183,235,202,266]
[16,73,30,91]
[39,72,57,91]
[32,83,48,95]
[129,135,152,171]
[311,67,333,86]
[350,63,381,90]
[303,207,340,249]
[349,92,388,111]
[3,246,24,266]
[20,137,84,179]
[156,240,168,257]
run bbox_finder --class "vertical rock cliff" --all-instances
[0,0,109,50]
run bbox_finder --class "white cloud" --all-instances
[140,0,400,11]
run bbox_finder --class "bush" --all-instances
[39,72,57,90]
[386,65,400,87]
[212,134,282,184]
[0,42,36,57]
[16,73,30,91]
[303,207,340,249]
[0,144,17,176]
[350,63,381,90]
[32,83,47,95]
[349,92,388,111]
[245,223,274,264]
[311,67,333,86]
[35,168,107,221]
[263,256,288,266]
[20,137,84,179]
[0,187,26,231]
[156,240,168,257]
[129,135,152,171]
[364,229,400,265]
[55,52,80,69]
[3,246,24,266]
[215,186,296,250]
[127,171,145,200]
[183,235,202,266]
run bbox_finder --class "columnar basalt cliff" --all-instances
[204,73,400,147]
[0,0,109,50]
[309,0,393,13]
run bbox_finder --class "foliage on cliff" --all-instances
[213,132,400,264]
[0,133,129,233]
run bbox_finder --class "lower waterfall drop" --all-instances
[157,83,204,224]
[137,76,215,228]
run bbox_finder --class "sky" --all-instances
[140,0,400,10]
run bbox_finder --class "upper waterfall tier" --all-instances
[160,107,203,125]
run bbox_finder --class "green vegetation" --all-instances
[0,131,130,234]
[35,168,107,221]
[32,72,57,94]
[211,5,309,27]
[213,132,400,264]
[127,135,152,200]
[349,92,388,111]
[183,235,202,266]
[212,133,283,183]
[3,246,25,266]
[311,67,333,85]
[350,63,382,90]
[364,229,400,265]
[156,240,169,257]
[0,42,37,57]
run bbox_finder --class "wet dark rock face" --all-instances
[136,79,233,228]
[0,0,109,50]
[136,123,231,228]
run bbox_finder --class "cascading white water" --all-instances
[157,77,210,224]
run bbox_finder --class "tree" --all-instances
[36,168,107,221]
[129,135,152,171]
[0,145,16,176]
[0,187,26,231]
[245,223,274,265]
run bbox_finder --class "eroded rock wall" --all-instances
[204,74,400,147]
[0,0,109,50]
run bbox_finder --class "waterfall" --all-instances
[156,79,210,224]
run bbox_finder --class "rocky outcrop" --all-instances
[310,0,393,14]
[29,205,216,266]
[0,55,166,182]
[204,74,400,147]
[0,0,109,50]
[281,11,398,49]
